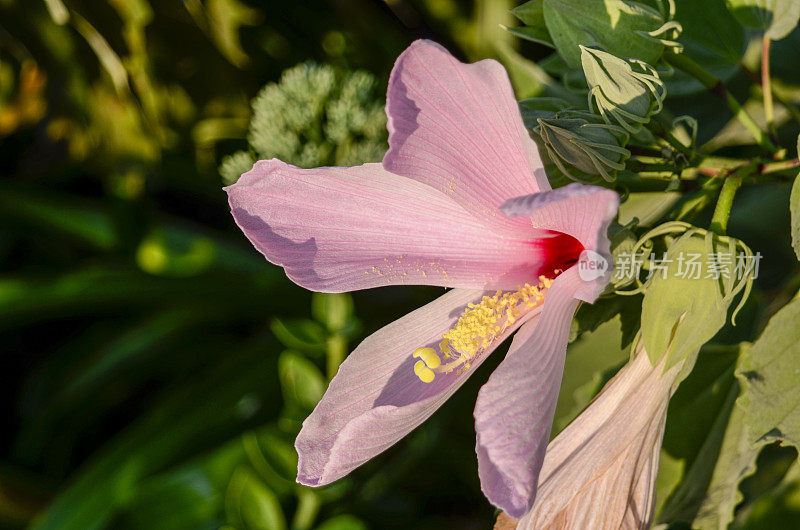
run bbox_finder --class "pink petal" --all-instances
[473,267,584,518]
[501,183,620,302]
[296,288,543,486]
[384,40,549,238]
[515,347,679,529]
[226,159,559,292]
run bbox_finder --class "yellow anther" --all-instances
[413,347,441,369]
[414,360,435,383]
[411,277,556,383]
[441,280,553,360]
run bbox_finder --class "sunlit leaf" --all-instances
[206,0,262,68]
[657,346,743,526]
[226,467,286,530]
[791,172,800,261]
[667,0,746,96]
[737,297,800,447]
[692,399,760,530]
[278,352,325,411]
[725,0,800,40]
[315,514,367,530]
[542,0,666,68]
[270,318,327,353]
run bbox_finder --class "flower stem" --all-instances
[326,334,347,380]
[761,158,800,175]
[647,119,694,161]
[762,35,778,143]
[740,63,800,125]
[709,174,743,235]
[664,49,779,155]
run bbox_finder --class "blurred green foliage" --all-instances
[0,1,556,529]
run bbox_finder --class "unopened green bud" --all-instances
[535,113,630,182]
[518,97,575,128]
[630,222,755,375]
[580,46,666,133]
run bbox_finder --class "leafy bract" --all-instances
[641,234,729,371]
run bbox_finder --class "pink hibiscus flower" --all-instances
[225,39,619,517]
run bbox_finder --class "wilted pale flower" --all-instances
[225,40,619,517]
[581,45,666,133]
[536,113,631,182]
[498,343,683,529]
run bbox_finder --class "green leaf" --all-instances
[725,0,800,40]
[692,399,760,530]
[0,184,118,250]
[270,318,327,353]
[512,0,545,26]
[226,467,286,530]
[791,172,800,261]
[655,450,686,517]
[122,444,243,530]
[555,316,629,431]
[678,0,746,63]
[739,461,800,528]
[206,0,262,68]
[30,340,282,530]
[136,228,216,277]
[667,0,746,96]
[278,352,325,411]
[571,294,641,348]
[315,514,367,530]
[504,25,555,47]
[618,192,682,227]
[542,0,665,68]
[657,346,745,526]
[244,428,298,489]
[737,297,800,447]
[508,0,554,46]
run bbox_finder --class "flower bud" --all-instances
[518,97,573,129]
[630,222,755,373]
[580,46,666,133]
[535,113,630,182]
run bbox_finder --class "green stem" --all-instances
[762,35,778,143]
[671,177,723,221]
[648,120,694,161]
[326,334,347,380]
[292,489,321,530]
[761,158,800,175]
[709,174,743,235]
[664,49,779,155]
[740,63,800,126]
